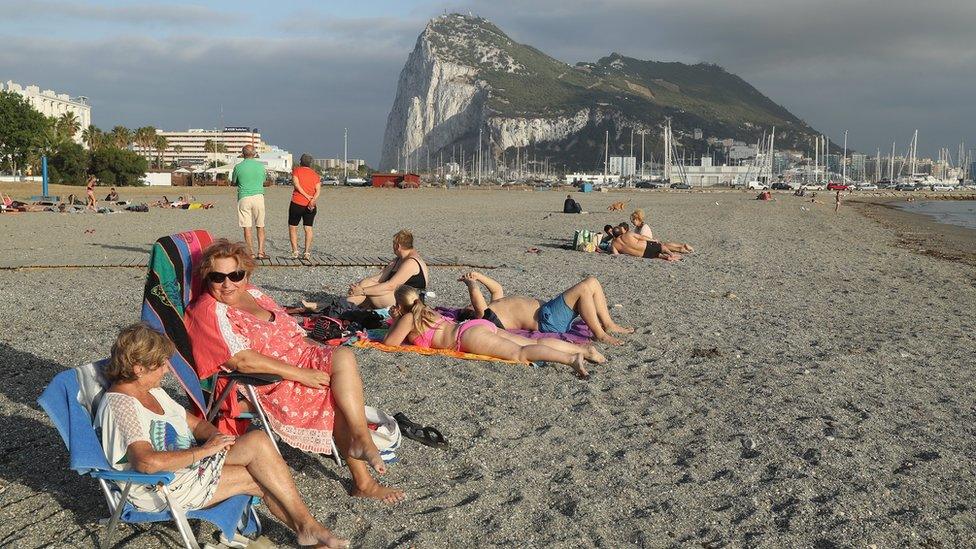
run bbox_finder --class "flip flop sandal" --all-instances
[255,254,270,260]
[394,412,449,449]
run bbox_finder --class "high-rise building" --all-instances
[155,127,269,165]
[1,80,91,145]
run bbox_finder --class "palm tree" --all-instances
[134,126,156,163]
[110,126,131,149]
[154,135,168,169]
[56,112,81,142]
[81,125,103,150]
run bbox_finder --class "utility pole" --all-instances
[841,130,847,183]
[343,128,348,182]
[603,130,609,184]
[638,129,646,179]
[477,128,483,185]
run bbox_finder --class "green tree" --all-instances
[110,126,131,149]
[48,141,89,184]
[154,134,168,169]
[55,112,81,142]
[133,126,156,163]
[0,91,49,174]
[81,125,103,150]
[90,146,148,186]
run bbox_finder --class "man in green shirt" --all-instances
[232,145,268,259]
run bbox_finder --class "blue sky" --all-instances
[2,0,973,164]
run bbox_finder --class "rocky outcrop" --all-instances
[380,14,820,171]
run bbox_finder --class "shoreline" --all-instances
[851,196,976,267]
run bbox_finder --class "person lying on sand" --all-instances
[457,271,633,345]
[385,285,603,379]
[611,223,691,261]
[347,230,429,309]
[599,224,615,252]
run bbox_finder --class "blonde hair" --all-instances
[196,238,255,284]
[106,323,175,383]
[393,230,414,250]
[394,285,438,336]
[630,209,645,225]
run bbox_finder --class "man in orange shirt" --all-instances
[288,153,322,260]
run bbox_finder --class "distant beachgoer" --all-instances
[385,285,604,379]
[105,187,119,201]
[289,153,322,260]
[834,190,842,212]
[630,209,653,239]
[611,223,690,261]
[599,224,614,252]
[347,230,429,309]
[563,195,582,214]
[86,175,97,211]
[232,145,268,259]
[457,271,633,345]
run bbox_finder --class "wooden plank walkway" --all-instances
[0,253,499,271]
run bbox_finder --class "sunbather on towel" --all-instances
[185,239,404,504]
[346,230,429,309]
[384,285,604,379]
[98,323,350,548]
[457,271,633,346]
[610,223,692,261]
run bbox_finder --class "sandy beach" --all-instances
[1,185,975,547]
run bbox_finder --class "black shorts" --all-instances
[643,241,663,258]
[288,202,317,226]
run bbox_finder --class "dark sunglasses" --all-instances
[206,270,247,284]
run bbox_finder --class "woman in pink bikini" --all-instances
[383,285,604,379]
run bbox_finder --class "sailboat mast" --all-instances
[603,130,609,184]
[842,130,848,183]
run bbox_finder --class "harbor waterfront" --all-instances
[1,186,974,547]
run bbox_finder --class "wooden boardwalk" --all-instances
[0,254,499,271]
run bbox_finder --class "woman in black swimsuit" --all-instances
[347,230,429,309]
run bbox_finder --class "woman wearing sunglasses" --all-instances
[185,239,404,504]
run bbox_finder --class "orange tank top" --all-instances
[291,167,318,207]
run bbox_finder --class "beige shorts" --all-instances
[237,195,265,228]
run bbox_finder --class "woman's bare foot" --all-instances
[608,323,634,334]
[296,524,349,548]
[351,481,407,505]
[571,353,590,379]
[682,244,694,253]
[597,334,624,346]
[663,253,682,262]
[347,433,387,474]
[585,345,608,363]
[301,300,320,312]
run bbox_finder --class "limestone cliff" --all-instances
[380,14,820,172]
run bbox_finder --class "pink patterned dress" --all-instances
[185,286,336,453]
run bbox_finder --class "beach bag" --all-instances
[365,405,402,463]
[307,315,344,342]
[573,230,599,252]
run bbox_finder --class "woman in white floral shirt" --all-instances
[96,323,348,548]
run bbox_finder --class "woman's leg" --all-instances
[303,225,314,254]
[462,327,589,378]
[576,277,634,334]
[494,330,605,364]
[209,432,348,548]
[328,348,386,472]
[332,407,405,504]
[288,225,299,253]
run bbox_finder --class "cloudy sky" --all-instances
[2,0,973,163]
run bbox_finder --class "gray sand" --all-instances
[1,187,975,547]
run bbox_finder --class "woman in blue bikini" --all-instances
[383,286,604,379]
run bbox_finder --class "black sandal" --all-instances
[394,412,448,449]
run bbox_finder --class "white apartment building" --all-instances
[676,157,754,187]
[155,127,270,165]
[313,158,365,171]
[1,80,91,145]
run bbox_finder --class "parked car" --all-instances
[345,177,368,187]
[746,180,768,190]
[321,176,340,186]
[635,180,663,189]
[930,184,956,191]
[670,182,692,189]
[895,184,918,191]
[800,183,825,191]
[856,183,878,191]
[771,182,794,190]
[826,182,850,191]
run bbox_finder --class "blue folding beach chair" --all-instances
[37,361,261,549]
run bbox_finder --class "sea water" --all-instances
[897,200,976,231]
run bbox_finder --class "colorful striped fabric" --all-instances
[140,230,214,414]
